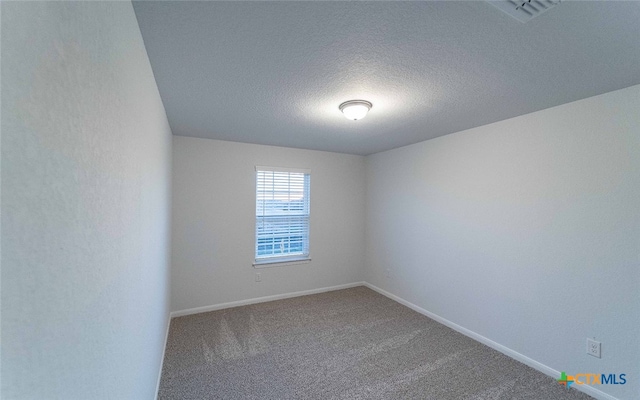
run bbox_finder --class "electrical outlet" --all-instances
[255,273,261,282]
[587,338,601,358]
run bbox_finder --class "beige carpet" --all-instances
[159,286,592,399]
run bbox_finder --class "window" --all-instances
[255,166,310,266]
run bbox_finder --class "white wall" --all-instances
[366,85,640,399]
[2,2,172,399]
[172,137,365,312]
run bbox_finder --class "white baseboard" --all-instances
[170,282,365,318]
[362,282,618,400]
[155,314,171,400]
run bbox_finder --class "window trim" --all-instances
[253,257,312,269]
[254,166,311,266]
[255,165,311,175]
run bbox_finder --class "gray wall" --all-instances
[365,84,640,400]
[171,137,365,312]
[2,2,172,399]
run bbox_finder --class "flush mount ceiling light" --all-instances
[339,100,372,121]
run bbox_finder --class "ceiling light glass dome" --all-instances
[339,100,372,121]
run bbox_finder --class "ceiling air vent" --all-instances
[488,0,562,23]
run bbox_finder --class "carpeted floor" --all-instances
[159,286,592,399]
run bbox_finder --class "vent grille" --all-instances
[488,0,562,23]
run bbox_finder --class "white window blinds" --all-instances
[255,167,310,263]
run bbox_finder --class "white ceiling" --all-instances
[133,1,640,155]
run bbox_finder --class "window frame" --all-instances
[253,166,311,268]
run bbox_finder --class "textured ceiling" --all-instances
[133,1,640,155]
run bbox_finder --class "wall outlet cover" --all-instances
[587,338,601,358]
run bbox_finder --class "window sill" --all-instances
[253,258,312,269]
